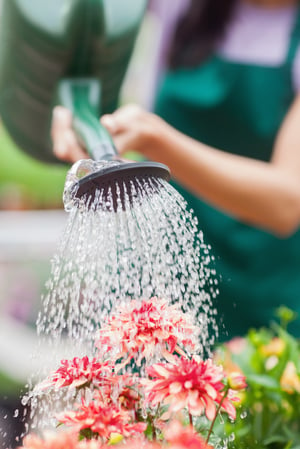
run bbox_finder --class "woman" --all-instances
[52,0,300,340]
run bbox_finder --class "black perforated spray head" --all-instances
[71,160,170,211]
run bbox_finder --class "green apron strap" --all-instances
[286,10,300,64]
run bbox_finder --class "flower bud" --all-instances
[227,372,247,391]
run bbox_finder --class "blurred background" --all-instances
[0,2,163,446]
[0,93,69,446]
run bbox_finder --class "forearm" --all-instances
[146,119,300,236]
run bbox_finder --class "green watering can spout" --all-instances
[0,0,147,163]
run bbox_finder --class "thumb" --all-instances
[100,114,121,135]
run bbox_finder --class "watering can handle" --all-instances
[57,78,118,161]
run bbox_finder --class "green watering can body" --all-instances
[0,0,147,163]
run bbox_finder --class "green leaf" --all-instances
[246,373,280,389]
[264,414,282,436]
[263,434,290,444]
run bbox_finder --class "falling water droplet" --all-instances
[24,170,219,433]
[240,410,247,419]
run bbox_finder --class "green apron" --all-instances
[155,9,300,340]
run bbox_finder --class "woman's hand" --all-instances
[101,104,162,158]
[51,104,162,163]
[51,106,91,163]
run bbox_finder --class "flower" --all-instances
[260,337,285,357]
[35,357,113,391]
[143,356,238,420]
[227,372,247,391]
[280,361,300,394]
[119,436,160,449]
[95,297,198,367]
[118,380,142,411]
[164,421,212,449]
[19,430,104,449]
[56,393,147,442]
[97,372,142,411]
[225,337,247,355]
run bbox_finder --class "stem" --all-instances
[148,413,156,441]
[189,412,193,427]
[152,403,161,441]
[206,388,229,445]
[152,416,156,441]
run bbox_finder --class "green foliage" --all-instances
[0,125,67,208]
[215,308,300,448]
[0,371,24,396]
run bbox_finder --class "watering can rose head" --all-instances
[63,159,120,212]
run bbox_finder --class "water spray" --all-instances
[0,0,219,438]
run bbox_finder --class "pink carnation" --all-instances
[143,356,237,420]
[95,297,197,367]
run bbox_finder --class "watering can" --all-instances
[0,0,148,163]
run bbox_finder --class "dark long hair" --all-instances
[168,0,238,68]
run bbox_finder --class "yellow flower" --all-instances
[280,361,300,394]
[260,338,285,357]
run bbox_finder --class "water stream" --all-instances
[20,160,219,434]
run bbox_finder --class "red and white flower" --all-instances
[18,430,104,449]
[143,355,238,420]
[56,392,147,442]
[35,356,113,391]
[117,375,142,411]
[95,297,198,367]
[164,421,212,449]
